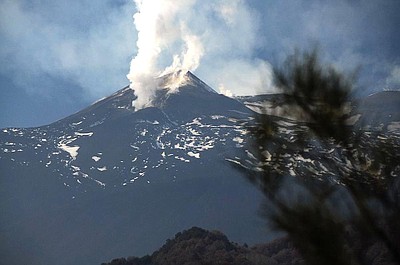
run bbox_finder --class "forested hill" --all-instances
[102,226,397,265]
[102,227,304,265]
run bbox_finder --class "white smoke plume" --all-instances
[127,0,204,110]
[127,0,278,110]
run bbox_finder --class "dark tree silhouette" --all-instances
[239,49,400,265]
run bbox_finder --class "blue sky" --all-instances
[1,0,399,128]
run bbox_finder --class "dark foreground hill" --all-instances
[103,227,304,265]
[103,226,397,265]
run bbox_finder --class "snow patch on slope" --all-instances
[58,138,80,160]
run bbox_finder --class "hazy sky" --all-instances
[1,0,399,128]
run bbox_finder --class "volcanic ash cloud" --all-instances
[127,0,204,110]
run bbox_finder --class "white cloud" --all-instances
[218,84,233,97]
[390,66,400,83]
[201,59,276,96]
[252,0,400,95]
[386,65,400,90]
[190,0,272,95]
[3,0,395,104]
[0,0,136,99]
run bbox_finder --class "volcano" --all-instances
[0,72,266,265]
[1,72,399,265]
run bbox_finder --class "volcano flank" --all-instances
[0,72,264,265]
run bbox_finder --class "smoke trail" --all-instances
[127,0,203,110]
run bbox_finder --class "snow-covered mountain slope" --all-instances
[1,72,253,194]
[0,72,265,265]
[0,72,399,265]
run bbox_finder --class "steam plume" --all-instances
[127,0,203,110]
